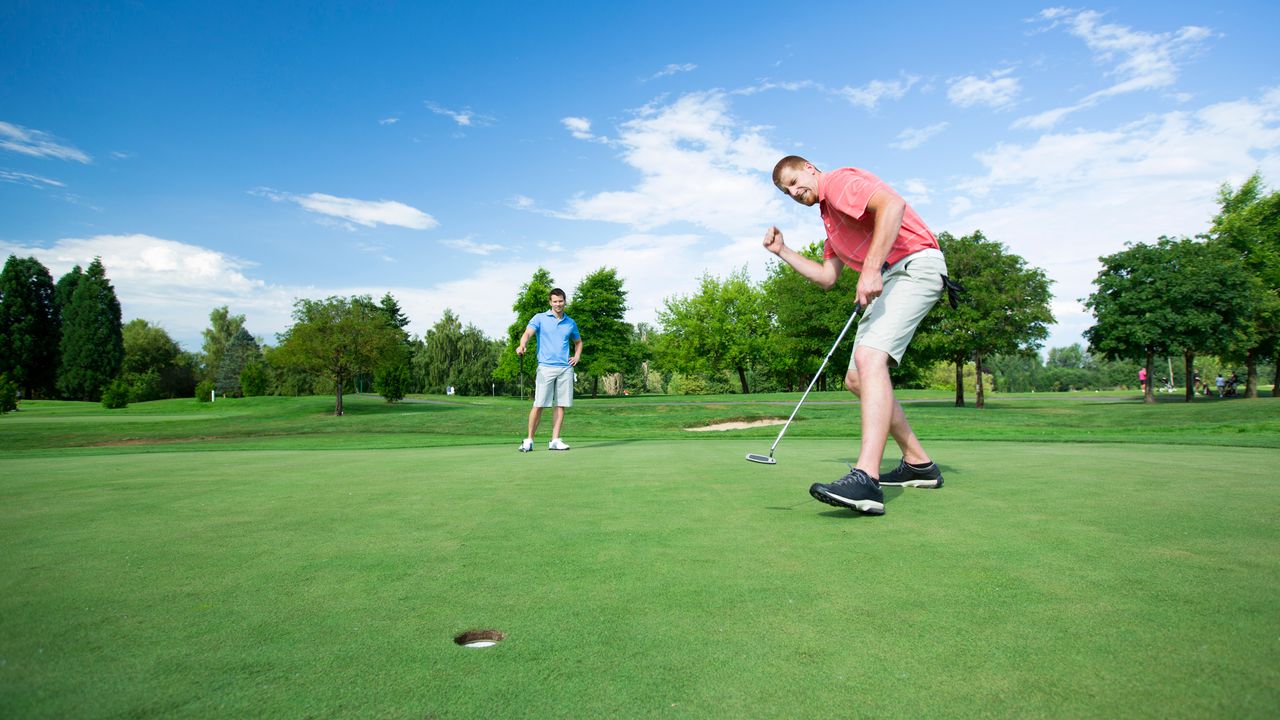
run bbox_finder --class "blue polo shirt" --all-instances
[527,310,581,367]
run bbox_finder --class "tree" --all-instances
[0,255,60,398]
[1085,237,1259,403]
[56,258,124,401]
[201,306,246,383]
[1210,173,1280,397]
[374,362,411,402]
[121,319,197,399]
[761,241,860,392]
[913,231,1053,408]
[657,268,771,394]
[494,268,555,387]
[0,373,17,413]
[274,296,404,415]
[54,265,84,323]
[240,361,269,397]
[568,267,635,397]
[216,327,262,397]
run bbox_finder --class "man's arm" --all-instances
[516,325,535,354]
[854,188,906,306]
[762,226,844,290]
[569,338,583,366]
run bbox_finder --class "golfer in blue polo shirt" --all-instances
[516,287,583,452]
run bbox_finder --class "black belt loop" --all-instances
[941,274,964,309]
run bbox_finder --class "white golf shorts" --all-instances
[534,365,574,407]
[850,248,947,369]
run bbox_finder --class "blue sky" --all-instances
[3,1,1278,354]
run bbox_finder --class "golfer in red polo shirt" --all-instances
[765,155,948,515]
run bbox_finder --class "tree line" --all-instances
[2,174,1274,414]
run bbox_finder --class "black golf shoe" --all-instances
[810,467,885,515]
[877,459,944,488]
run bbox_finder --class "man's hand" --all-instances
[763,226,786,255]
[516,344,526,356]
[569,356,579,366]
[856,271,884,307]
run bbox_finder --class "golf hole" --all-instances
[454,629,505,648]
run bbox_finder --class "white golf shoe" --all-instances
[518,438,533,453]
[548,438,571,451]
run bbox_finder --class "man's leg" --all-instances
[845,359,931,470]
[551,406,565,438]
[527,406,543,439]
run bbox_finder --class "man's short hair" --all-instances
[549,288,566,301]
[772,155,814,188]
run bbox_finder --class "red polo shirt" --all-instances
[819,168,938,272]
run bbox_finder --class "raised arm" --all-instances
[762,226,844,290]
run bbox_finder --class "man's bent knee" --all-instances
[853,346,891,374]
[844,369,860,395]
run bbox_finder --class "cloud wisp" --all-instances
[948,69,1021,109]
[0,121,91,163]
[891,123,950,150]
[648,63,697,80]
[1016,9,1214,129]
[424,101,494,128]
[252,188,438,230]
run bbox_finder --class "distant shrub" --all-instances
[0,373,17,414]
[101,378,131,409]
[195,379,216,402]
[240,362,269,397]
[375,362,411,403]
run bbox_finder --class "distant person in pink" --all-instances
[1138,367,1147,393]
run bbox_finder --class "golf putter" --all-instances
[746,303,862,465]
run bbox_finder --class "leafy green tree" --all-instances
[1085,237,1260,403]
[216,327,262,397]
[201,306,246,383]
[274,296,404,415]
[1210,173,1280,397]
[56,258,124,401]
[913,231,1053,408]
[419,309,464,393]
[657,268,771,394]
[263,344,315,396]
[101,378,130,409]
[760,241,860,392]
[0,255,60,398]
[568,267,635,397]
[121,319,196,399]
[494,268,555,387]
[239,361,269,397]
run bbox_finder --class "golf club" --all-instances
[746,303,862,464]
[519,351,525,401]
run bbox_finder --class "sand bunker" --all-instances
[686,418,787,432]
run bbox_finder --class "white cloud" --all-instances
[252,188,438,230]
[424,101,493,127]
[511,195,535,209]
[946,88,1280,349]
[948,70,1021,109]
[559,91,794,238]
[649,63,697,80]
[838,75,920,109]
[442,237,506,256]
[896,178,931,206]
[0,121,91,163]
[561,116,607,143]
[1016,10,1214,129]
[379,117,399,125]
[732,79,819,96]
[891,122,949,150]
[0,169,65,188]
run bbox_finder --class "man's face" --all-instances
[776,163,820,206]
[550,295,566,314]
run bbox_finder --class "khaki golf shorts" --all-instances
[534,365,574,407]
[850,248,947,369]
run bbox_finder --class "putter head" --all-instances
[745,453,776,464]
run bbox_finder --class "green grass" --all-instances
[2,393,1279,718]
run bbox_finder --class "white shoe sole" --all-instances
[812,487,885,515]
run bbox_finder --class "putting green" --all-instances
[2,439,1277,718]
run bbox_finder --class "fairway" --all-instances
[3,427,1278,718]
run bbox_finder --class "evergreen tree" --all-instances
[0,255,60,398]
[54,264,84,323]
[56,258,124,401]
[216,327,262,397]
